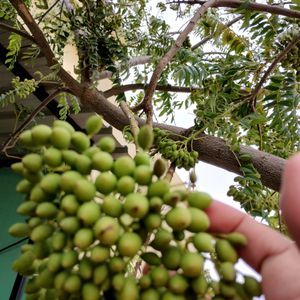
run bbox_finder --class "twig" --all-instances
[119,101,140,150]
[191,15,243,50]
[0,21,36,42]
[249,32,300,110]
[98,56,151,80]
[1,89,69,153]
[133,0,216,126]
[165,161,177,182]
[104,84,201,98]
[169,0,300,19]
[37,0,60,24]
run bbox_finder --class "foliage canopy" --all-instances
[1,0,300,229]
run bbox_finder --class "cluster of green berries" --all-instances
[9,116,261,299]
[153,128,199,171]
[276,28,300,71]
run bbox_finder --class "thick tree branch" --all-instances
[171,0,300,18]
[191,15,243,50]
[81,87,284,192]
[250,32,300,109]
[104,84,201,98]
[1,89,69,153]
[135,0,216,125]
[0,21,36,42]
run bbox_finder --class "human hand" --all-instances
[206,154,300,300]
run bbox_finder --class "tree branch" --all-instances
[171,0,300,18]
[9,0,83,96]
[81,87,284,192]
[191,15,243,50]
[104,84,201,98]
[250,32,300,109]
[0,21,36,42]
[119,101,139,150]
[98,56,151,80]
[135,0,216,125]
[1,89,69,153]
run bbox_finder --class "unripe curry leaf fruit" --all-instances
[124,193,149,218]
[140,288,160,300]
[36,202,58,218]
[43,147,62,167]
[74,228,94,249]
[113,156,135,177]
[244,276,262,296]
[16,179,32,194]
[60,171,82,193]
[77,202,101,226]
[161,246,181,270]
[218,262,236,282]
[74,179,96,202]
[64,274,81,293]
[193,232,215,252]
[134,165,152,185]
[85,114,103,136]
[22,153,43,173]
[40,173,61,194]
[187,207,210,232]
[61,194,79,215]
[153,158,167,178]
[90,245,110,263]
[134,151,151,166]
[17,201,37,216]
[71,131,90,152]
[148,180,170,198]
[187,191,212,210]
[94,216,120,245]
[102,195,122,217]
[225,232,247,246]
[31,124,52,145]
[97,136,116,153]
[53,120,75,135]
[12,251,35,274]
[165,207,192,230]
[9,222,31,237]
[79,258,93,280]
[150,266,169,287]
[109,256,126,273]
[215,239,238,263]
[118,232,142,257]
[95,172,117,195]
[19,130,33,148]
[92,151,114,172]
[30,224,53,242]
[50,126,71,149]
[151,229,173,251]
[82,283,100,300]
[137,125,154,150]
[117,176,135,195]
[168,274,188,294]
[180,252,204,278]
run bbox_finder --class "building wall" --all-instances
[0,168,27,299]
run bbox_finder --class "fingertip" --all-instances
[280,153,300,247]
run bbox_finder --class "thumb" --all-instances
[280,153,300,247]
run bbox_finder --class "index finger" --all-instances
[205,201,292,272]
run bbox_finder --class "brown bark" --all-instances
[81,87,284,192]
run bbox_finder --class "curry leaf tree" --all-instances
[1,0,300,230]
